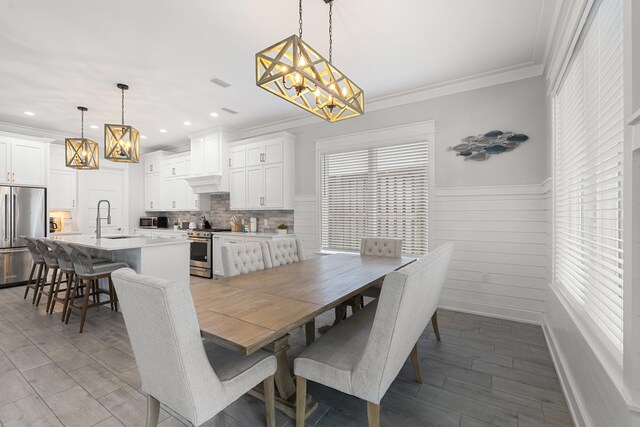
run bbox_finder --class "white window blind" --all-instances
[554,0,624,355]
[320,141,428,255]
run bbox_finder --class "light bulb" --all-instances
[294,73,301,84]
[299,57,306,67]
[342,87,348,97]
[314,88,320,98]
[281,65,288,73]
[126,141,131,149]
[330,84,337,93]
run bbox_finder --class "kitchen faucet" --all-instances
[95,199,111,239]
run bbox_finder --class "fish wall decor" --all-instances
[448,130,529,161]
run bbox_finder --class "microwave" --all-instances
[139,216,168,229]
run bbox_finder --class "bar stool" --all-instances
[65,243,129,333]
[33,239,64,312]
[43,240,81,320]
[22,237,49,305]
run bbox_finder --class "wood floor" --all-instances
[0,280,574,427]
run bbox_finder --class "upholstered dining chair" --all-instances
[265,238,305,267]
[111,268,277,427]
[221,242,272,277]
[294,242,454,427]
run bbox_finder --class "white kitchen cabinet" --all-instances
[143,151,164,175]
[227,132,294,210]
[163,156,188,179]
[48,170,77,210]
[213,236,224,276]
[229,146,246,169]
[163,178,187,210]
[0,137,47,186]
[188,130,238,193]
[0,140,9,184]
[185,182,210,211]
[229,167,246,210]
[144,173,162,210]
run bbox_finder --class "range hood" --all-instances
[185,174,225,194]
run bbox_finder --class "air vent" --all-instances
[209,77,231,88]
[221,107,239,115]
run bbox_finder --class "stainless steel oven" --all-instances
[189,230,213,278]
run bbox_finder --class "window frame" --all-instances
[314,121,436,256]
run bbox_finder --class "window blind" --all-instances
[554,0,624,355]
[320,141,428,255]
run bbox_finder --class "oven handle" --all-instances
[188,238,212,243]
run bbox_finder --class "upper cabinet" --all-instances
[229,132,295,211]
[0,136,48,186]
[48,144,77,210]
[187,129,238,193]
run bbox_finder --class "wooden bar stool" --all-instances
[65,243,129,333]
[22,237,49,305]
[33,239,64,312]
[43,240,80,320]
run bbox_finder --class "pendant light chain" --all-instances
[298,0,303,39]
[329,1,333,63]
[121,87,125,125]
[81,108,84,139]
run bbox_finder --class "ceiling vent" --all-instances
[221,107,239,115]
[209,77,231,88]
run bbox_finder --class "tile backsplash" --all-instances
[159,193,294,233]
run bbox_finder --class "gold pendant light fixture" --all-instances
[65,106,99,170]
[104,83,140,163]
[256,0,364,122]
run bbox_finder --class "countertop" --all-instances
[45,234,190,251]
[212,232,294,238]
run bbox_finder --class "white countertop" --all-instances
[49,231,82,236]
[45,234,190,251]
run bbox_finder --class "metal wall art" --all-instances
[448,130,529,161]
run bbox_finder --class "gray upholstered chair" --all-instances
[265,238,305,267]
[294,242,454,427]
[360,237,403,257]
[22,236,48,305]
[221,242,272,277]
[111,268,277,427]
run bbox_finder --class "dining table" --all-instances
[190,253,416,419]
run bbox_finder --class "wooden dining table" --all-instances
[190,253,415,419]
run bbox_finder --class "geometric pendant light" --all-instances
[256,0,364,123]
[104,83,140,163]
[65,106,99,170]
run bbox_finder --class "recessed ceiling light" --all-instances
[90,124,98,129]
[210,112,219,118]
[23,111,35,116]
[183,121,191,126]
[141,135,147,139]
[159,129,167,133]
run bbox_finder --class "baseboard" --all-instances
[541,316,587,427]
[439,297,542,325]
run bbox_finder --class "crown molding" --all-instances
[241,62,544,139]
[0,120,69,141]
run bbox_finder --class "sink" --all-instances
[102,235,137,240]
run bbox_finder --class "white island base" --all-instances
[46,235,191,285]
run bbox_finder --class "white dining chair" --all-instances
[294,242,454,427]
[111,268,277,427]
[221,242,272,277]
[265,238,305,267]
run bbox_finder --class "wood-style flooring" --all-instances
[0,279,574,427]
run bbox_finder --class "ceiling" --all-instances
[0,0,558,149]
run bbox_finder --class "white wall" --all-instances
[288,76,548,195]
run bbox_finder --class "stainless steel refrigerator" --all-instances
[0,186,46,287]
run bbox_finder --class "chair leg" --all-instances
[48,269,63,314]
[44,267,58,313]
[78,279,93,333]
[32,264,44,304]
[264,375,276,427]
[305,319,315,345]
[431,309,441,342]
[295,376,306,427]
[23,263,36,299]
[35,266,48,307]
[410,343,423,384]
[367,402,380,427]
[65,276,80,324]
[60,273,74,321]
[145,394,160,427]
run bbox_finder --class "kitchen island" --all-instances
[46,234,191,285]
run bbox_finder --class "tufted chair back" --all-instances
[266,238,305,267]
[360,237,403,257]
[221,242,272,277]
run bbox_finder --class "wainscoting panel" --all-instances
[293,195,317,259]
[435,180,552,324]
